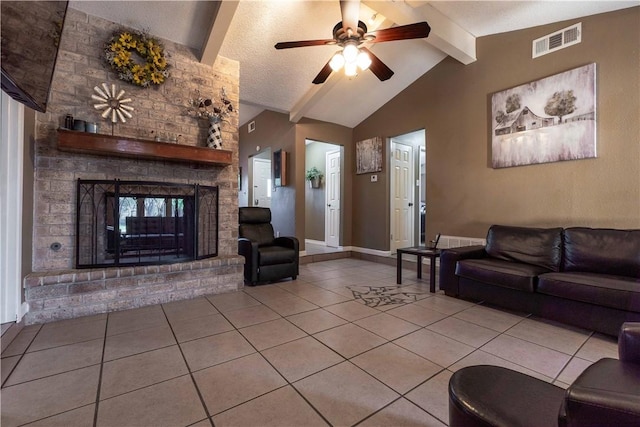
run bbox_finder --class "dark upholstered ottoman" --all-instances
[449,365,565,427]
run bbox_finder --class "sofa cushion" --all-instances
[456,258,549,292]
[486,225,563,272]
[563,228,640,277]
[538,272,640,312]
[259,245,297,266]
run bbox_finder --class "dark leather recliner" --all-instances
[448,322,640,427]
[238,207,299,285]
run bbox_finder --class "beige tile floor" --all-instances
[1,258,619,427]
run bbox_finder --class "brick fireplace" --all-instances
[24,9,243,324]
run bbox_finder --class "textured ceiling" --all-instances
[70,1,639,128]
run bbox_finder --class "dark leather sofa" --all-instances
[448,322,640,426]
[440,225,640,336]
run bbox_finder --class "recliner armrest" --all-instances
[238,238,260,283]
[619,322,640,363]
[274,236,299,252]
[238,237,258,256]
[439,246,487,296]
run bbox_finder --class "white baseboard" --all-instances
[305,239,326,246]
[17,302,28,323]
[347,246,392,257]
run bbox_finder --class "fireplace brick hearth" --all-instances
[24,258,243,324]
[24,8,243,324]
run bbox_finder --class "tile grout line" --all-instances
[0,326,41,389]
[160,302,216,427]
[203,295,334,424]
[93,314,109,427]
[273,287,447,426]
[551,330,596,384]
[217,282,386,425]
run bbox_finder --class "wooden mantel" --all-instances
[57,129,232,166]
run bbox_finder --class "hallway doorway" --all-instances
[305,140,343,254]
[389,130,425,253]
[250,148,271,208]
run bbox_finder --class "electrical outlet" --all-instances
[371,175,378,182]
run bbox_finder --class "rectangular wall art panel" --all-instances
[491,63,596,168]
[356,136,383,174]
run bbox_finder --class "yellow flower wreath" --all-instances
[105,30,169,88]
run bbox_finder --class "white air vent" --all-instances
[532,23,581,58]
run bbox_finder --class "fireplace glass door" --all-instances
[76,180,218,268]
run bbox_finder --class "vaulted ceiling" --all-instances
[71,1,638,128]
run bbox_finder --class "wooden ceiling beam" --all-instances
[200,1,240,65]
[363,0,477,65]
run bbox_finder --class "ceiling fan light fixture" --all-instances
[342,43,359,63]
[329,52,345,71]
[344,62,358,77]
[356,50,371,71]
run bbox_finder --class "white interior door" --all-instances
[325,150,341,247]
[251,158,271,207]
[390,141,415,253]
[1,92,24,323]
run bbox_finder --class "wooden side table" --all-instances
[396,246,441,293]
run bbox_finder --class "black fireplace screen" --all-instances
[76,179,218,268]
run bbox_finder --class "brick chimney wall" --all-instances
[25,8,244,324]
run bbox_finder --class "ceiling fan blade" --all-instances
[340,0,360,34]
[360,47,394,81]
[368,22,431,43]
[312,60,333,84]
[275,39,336,49]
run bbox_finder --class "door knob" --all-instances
[408,202,414,207]
[327,204,331,207]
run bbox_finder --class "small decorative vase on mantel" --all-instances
[206,117,223,149]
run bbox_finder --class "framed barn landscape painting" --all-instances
[491,63,596,168]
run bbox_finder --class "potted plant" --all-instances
[306,166,323,189]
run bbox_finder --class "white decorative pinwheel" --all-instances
[91,83,134,123]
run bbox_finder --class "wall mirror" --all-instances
[273,149,287,187]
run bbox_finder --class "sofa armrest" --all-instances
[439,246,487,296]
[563,358,640,427]
[619,322,640,363]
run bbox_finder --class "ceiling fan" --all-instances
[274,0,430,84]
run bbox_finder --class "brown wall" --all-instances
[354,7,640,248]
[238,110,296,237]
[295,119,353,248]
[305,141,334,241]
[238,112,353,249]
